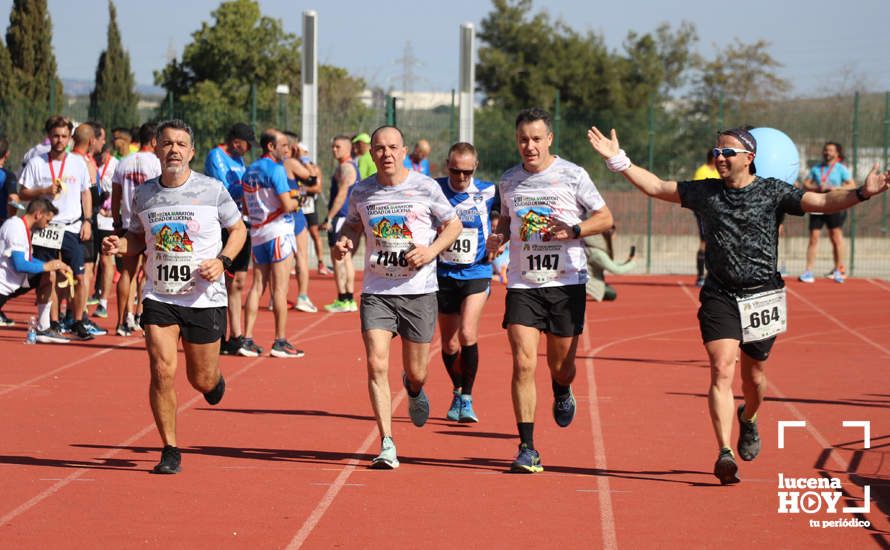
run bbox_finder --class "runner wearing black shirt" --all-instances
[588,125,890,485]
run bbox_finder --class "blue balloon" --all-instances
[750,127,800,185]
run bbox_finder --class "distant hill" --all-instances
[61,78,165,97]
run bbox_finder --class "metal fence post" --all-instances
[553,89,561,155]
[882,91,889,234]
[646,95,655,274]
[849,91,860,275]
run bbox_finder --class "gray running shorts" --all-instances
[360,292,437,343]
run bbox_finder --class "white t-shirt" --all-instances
[128,171,242,308]
[20,153,91,233]
[499,157,607,289]
[21,143,50,170]
[113,151,162,230]
[346,170,457,295]
[0,216,31,295]
[96,156,120,231]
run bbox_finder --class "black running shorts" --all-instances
[697,275,784,361]
[502,284,586,337]
[437,276,490,315]
[140,298,226,344]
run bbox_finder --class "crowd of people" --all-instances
[1,111,887,481]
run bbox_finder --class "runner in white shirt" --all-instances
[485,108,613,473]
[93,144,119,320]
[19,116,95,341]
[111,122,161,336]
[0,198,71,335]
[333,125,462,469]
[102,119,247,475]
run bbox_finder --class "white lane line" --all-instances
[0,337,144,397]
[0,315,335,528]
[786,287,890,356]
[867,278,890,292]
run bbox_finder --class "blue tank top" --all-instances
[328,159,359,218]
[288,177,307,234]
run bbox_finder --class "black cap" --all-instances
[227,122,257,148]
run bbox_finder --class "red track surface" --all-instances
[1,274,888,548]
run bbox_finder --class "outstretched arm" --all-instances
[802,164,889,213]
[587,126,681,203]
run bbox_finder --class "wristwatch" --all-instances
[571,224,582,239]
[217,254,233,270]
[855,186,870,202]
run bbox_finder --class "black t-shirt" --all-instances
[0,168,17,223]
[678,176,805,288]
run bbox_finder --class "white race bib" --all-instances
[737,288,787,343]
[302,195,315,215]
[369,239,414,279]
[151,251,198,295]
[32,223,65,250]
[441,227,478,265]
[520,241,566,284]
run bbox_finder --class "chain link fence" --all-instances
[2,89,888,277]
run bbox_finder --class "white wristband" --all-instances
[605,149,631,172]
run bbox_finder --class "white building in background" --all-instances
[359,89,453,110]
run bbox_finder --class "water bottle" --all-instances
[25,316,37,345]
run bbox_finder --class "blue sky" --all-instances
[2,0,889,97]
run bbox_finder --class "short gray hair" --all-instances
[155,119,195,147]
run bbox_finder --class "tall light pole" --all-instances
[301,10,318,163]
[458,22,475,144]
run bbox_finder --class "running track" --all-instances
[1,274,888,548]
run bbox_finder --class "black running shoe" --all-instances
[203,374,226,405]
[714,448,740,485]
[737,405,761,461]
[70,321,95,341]
[152,445,181,474]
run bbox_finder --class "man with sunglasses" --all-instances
[588,125,890,485]
[435,142,499,423]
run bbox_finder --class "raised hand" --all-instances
[587,127,621,159]
[863,163,890,198]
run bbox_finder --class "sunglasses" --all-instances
[712,147,753,158]
[448,168,475,177]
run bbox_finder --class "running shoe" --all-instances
[294,296,318,313]
[402,373,430,427]
[370,436,399,469]
[70,321,95,341]
[83,319,108,337]
[203,374,226,405]
[695,276,705,287]
[0,312,14,327]
[736,405,761,461]
[553,387,576,428]
[446,391,462,421]
[57,318,72,334]
[511,443,543,473]
[459,394,478,423]
[714,448,740,485]
[36,326,70,344]
[220,336,242,356]
[92,305,108,318]
[270,339,305,358]
[152,445,181,474]
[86,294,100,306]
[132,314,143,332]
[116,324,133,337]
[237,338,262,357]
[832,270,845,284]
[345,299,358,312]
[317,264,333,276]
[323,299,351,313]
[798,271,815,283]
